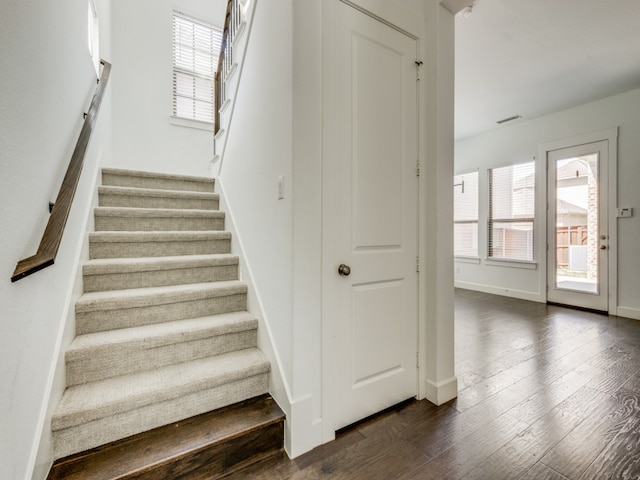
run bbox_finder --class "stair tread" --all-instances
[67,311,258,359]
[83,254,239,275]
[99,185,218,199]
[102,167,215,185]
[52,348,270,430]
[47,395,284,480]
[76,280,247,312]
[89,230,232,242]
[94,206,225,218]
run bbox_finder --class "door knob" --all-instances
[338,264,351,276]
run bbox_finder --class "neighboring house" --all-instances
[0,1,463,478]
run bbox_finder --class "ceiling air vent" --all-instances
[496,115,522,125]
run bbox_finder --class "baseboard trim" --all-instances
[616,306,640,321]
[285,395,323,459]
[424,376,458,406]
[455,281,543,303]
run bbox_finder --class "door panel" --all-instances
[547,141,608,311]
[324,1,418,430]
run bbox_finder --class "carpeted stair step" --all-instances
[51,349,271,459]
[75,281,248,335]
[102,168,215,193]
[89,231,231,259]
[99,185,219,210]
[47,395,284,480]
[66,311,258,386]
[94,207,225,232]
[83,254,239,292]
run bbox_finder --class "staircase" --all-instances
[48,168,283,479]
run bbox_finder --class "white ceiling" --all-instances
[455,0,640,140]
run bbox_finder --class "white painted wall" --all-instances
[0,1,113,478]
[455,87,640,318]
[216,0,295,398]
[110,0,226,177]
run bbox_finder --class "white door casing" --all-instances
[322,0,419,431]
[546,140,610,312]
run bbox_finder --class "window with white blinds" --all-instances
[488,161,535,261]
[172,12,222,124]
[454,171,479,257]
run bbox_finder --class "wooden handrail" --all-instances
[214,0,235,134]
[11,60,112,282]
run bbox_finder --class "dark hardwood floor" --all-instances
[226,289,640,479]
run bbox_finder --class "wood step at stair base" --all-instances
[66,312,258,386]
[52,349,270,459]
[98,186,219,210]
[47,395,284,480]
[75,281,247,335]
[94,207,225,232]
[89,231,232,259]
[82,254,239,292]
[102,168,215,193]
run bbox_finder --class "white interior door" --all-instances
[547,141,608,312]
[324,0,418,430]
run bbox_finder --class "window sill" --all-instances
[454,256,481,265]
[485,259,537,270]
[169,116,213,131]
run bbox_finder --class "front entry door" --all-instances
[547,141,609,312]
[324,1,419,430]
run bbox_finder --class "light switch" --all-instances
[278,175,285,200]
[617,207,633,218]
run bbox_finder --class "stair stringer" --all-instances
[215,177,325,457]
[30,163,104,480]
[213,177,296,452]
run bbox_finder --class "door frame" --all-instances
[538,128,618,315]
[320,0,423,444]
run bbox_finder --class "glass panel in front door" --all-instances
[553,153,599,294]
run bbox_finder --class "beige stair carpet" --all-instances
[51,168,270,459]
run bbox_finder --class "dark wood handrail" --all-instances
[11,60,112,282]
[214,0,235,134]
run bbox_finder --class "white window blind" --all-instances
[172,12,222,124]
[488,161,535,261]
[454,171,479,257]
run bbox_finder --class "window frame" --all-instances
[171,11,222,127]
[453,170,480,258]
[487,161,536,263]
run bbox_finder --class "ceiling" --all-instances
[454,0,640,140]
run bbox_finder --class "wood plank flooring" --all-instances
[228,289,640,479]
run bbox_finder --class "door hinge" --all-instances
[416,256,420,273]
[416,161,421,177]
[415,60,423,81]
[416,352,420,368]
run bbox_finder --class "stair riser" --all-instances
[89,239,231,259]
[95,216,225,232]
[76,294,247,334]
[135,423,283,480]
[67,330,258,386]
[99,193,218,210]
[53,374,270,460]
[102,172,214,193]
[84,265,239,292]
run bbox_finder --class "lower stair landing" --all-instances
[47,395,285,480]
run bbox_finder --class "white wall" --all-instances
[455,87,640,318]
[216,0,295,396]
[110,0,226,177]
[0,1,113,478]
